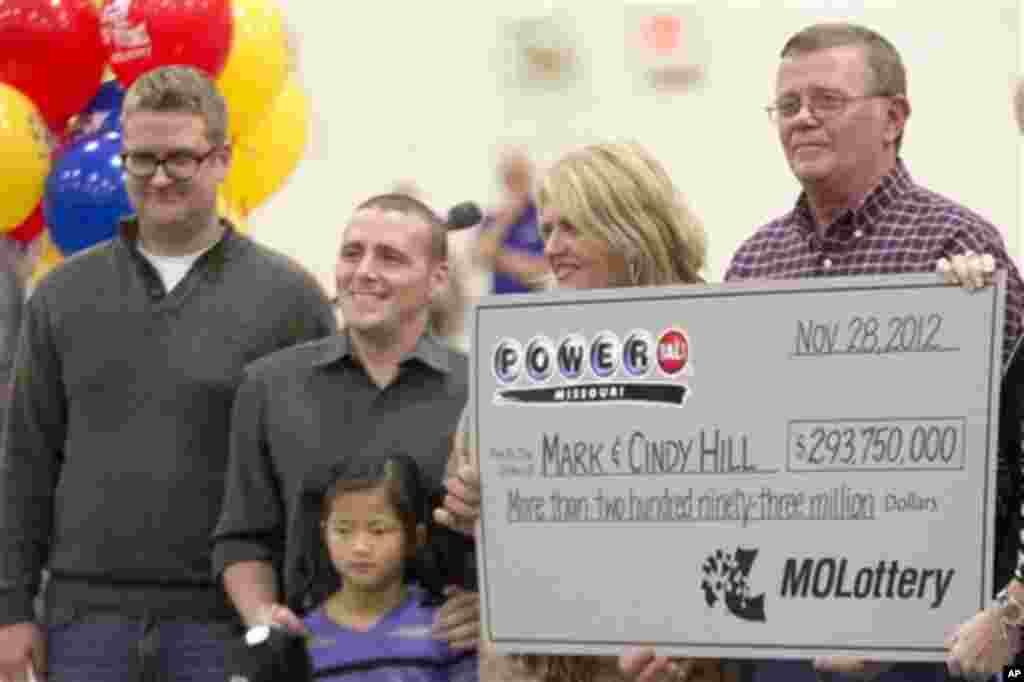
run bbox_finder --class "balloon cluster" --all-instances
[0,0,310,286]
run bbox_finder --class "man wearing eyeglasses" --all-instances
[0,66,336,682]
[619,21,1024,682]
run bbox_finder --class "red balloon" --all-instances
[7,203,45,245]
[0,0,106,133]
[100,0,233,89]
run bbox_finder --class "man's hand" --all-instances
[813,655,890,679]
[936,251,996,291]
[945,606,1017,677]
[0,622,46,682]
[432,586,479,651]
[619,646,694,682]
[256,603,308,635]
[433,463,480,538]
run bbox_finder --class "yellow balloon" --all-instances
[0,84,52,233]
[217,0,290,141]
[222,75,308,215]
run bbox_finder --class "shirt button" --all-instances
[822,258,833,269]
[853,229,864,239]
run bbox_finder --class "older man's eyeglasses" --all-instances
[765,89,889,123]
[120,147,220,181]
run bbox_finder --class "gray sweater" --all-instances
[0,220,337,625]
[0,239,24,439]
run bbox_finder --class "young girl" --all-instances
[288,452,478,682]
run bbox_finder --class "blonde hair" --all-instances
[516,142,708,682]
[536,141,706,288]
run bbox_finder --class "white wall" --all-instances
[246,1,1020,296]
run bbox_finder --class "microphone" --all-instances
[227,625,314,682]
[446,201,483,230]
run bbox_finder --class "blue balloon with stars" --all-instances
[44,127,133,256]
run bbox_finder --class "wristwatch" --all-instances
[245,624,274,646]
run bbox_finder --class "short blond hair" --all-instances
[122,66,228,147]
[537,141,706,287]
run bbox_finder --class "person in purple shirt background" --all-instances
[290,451,477,682]
[474,149,548,293]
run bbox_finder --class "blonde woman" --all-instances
[435,141,730,682]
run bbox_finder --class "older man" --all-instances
[622,21,1024,682]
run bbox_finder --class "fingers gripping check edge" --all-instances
[435,412,482,536]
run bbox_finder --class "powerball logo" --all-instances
[491,327,692,407]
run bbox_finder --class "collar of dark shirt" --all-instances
[792,157,914,240]
[117,214,244,266]
[312,331,454,375]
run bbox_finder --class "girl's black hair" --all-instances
[284,449,473,615]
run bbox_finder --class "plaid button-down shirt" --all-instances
[726,158,1024,586]
[726,160,1024,367]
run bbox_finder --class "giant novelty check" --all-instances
[473,273,1006,661]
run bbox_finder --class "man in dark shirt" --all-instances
[212,193,480,653]
[0,66,336,682]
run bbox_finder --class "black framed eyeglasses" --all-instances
[765,89,890,123]
[119,147,221,181]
